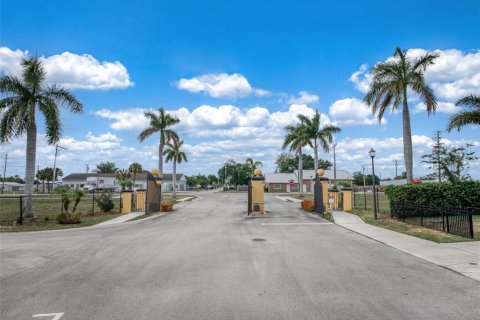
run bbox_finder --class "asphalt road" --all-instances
[1,192,479,320]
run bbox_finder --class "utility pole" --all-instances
[1,154,7,194]
[86,164,90,173]
[436,130,442,183]
[52,144,67,193]
[394,160,398,179]
[333,143,337,187]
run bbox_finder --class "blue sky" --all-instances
[1,0,479,179]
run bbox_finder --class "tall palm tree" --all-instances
[283,123,310,195]
[164,139,188,198]
[447,94,480,132]
[128,162,143,187]
[364,47,438,183]
[245,157,262,174]
[0,58,83,217]
[138,108,179,179]
[298,110,341,171]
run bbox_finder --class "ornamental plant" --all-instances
[301,200,314,212]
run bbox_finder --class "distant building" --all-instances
[265,170,353,193]
[0,182,25,192]
[62,172,186,192]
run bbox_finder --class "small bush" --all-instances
[96,191,115,213]
[160,203,173,212]
[385,181,480,213]
[301,200,314,212]
[56,213,81,224]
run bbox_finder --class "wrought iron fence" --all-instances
[0,192,122,225]
[391,203,474,239]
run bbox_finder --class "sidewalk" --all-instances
[332,210,480,281]
[94,211,145,226]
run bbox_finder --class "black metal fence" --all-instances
[391,203,474,239]
[0,192,122,225]
[352,187,390,213]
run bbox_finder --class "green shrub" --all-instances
[385,181,480,213]
[96,191,115,213]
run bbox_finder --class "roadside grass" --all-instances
[0,194,192,232]
[0,212,123,232]
[349,209,480,243]
[127,195,194,222]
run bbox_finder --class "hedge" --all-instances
[385,181,480,213]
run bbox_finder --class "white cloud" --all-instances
[0,47,133,90]
[176,73,270,99]
[414,101,460,114]
[349,48,480,101]
[328,98,386,125]
[288,91,320,105]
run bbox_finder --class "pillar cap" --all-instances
[317,169,324,177]
[151,168,160,176]
[254,169,262,176]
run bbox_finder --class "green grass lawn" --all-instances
[0,193,191,232]
[349,209,480,243]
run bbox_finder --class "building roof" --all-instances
[264,173,297,183]
[1,182,25,187]
[62,172,185,182]
[295,170,353,180]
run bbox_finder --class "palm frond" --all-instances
[446,110,480,132]
[38,98,62,144]
[45,85,83,113]
[456,95,480,109]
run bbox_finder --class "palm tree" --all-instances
[164,139,188,198]
[364,47,438,183]
[128,162,143,187]
[0,58,83,217]
[245,157,262,174]
[298,110,341,171]
[447,95,480,132]
[283,123,310,195]
[138,108,179,179]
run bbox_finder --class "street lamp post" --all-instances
[369,148,377,220]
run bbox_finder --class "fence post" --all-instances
[467,208,474,239]
[18,196,23,225]
[92,190,95,215]
[420,205,424,227]
[441,206,445,232]
[445,206,450,233]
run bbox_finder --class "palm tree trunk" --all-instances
[298,148,303,196]
[313,138,318,172]
[159,142,164,179]
[402,90,414,183]
[172,160,177,198]
[23,122,37,218]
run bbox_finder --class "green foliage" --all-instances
[447,94,480,132]
[275,152,332,172]
[218,160,251,185]
[385,182,480,211]
[0,175,24,184]
[96,191,115,212]
[95,162,118,173]
[352,171,380,186]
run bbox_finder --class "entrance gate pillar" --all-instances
[314,169,329,213]
[248,169,265,215]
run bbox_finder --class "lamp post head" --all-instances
[369,148,376,158]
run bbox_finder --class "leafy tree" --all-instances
[364,47,438,183]
[353,171,380,186]
[283,123,310,194]
[422,142,477,183]
[138,108,179,179]
[115,169,131,191]
[275,152,332,172]
[446,94,480,132]
[94,162,118,173]
[0,175,25,184]
[36,167,63,192]
[164,139,188,198]
[245,157,262,173]
[0,58,83,217]
[298,110,341,171]
[207,175,218,185]
[186,175,197,187]
[218,160,251,186]
[128,162,143,186]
